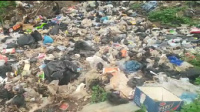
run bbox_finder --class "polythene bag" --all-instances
[17,34,35,46]
[43,35,53,44]
[49,25,59,35]
[43,60,80,85]
[167,56,183,66]
[31,30,42,42]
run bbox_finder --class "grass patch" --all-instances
[91,85,107,103]
[194,77,200,85]
[148,7,196,27]
[130,3,142,10]
[180,95,200,112]
[0,1,16,24]
[181,53,200,85]
[135,104,147,112]
[182,53,200,67]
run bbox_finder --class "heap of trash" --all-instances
[0,1,200,112]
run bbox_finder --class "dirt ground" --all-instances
[56,1,79,8]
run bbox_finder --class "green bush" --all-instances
[194,77,200,85]
[148,7,194,26]
[183,54,200,67]
[0,1,16,23]
[135,104,147,112]
[91,85,107,103]
[130,3,142,10]
[180,95,200,112]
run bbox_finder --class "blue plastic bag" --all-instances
[167,56,183,66]
[43,35,53,44]
[142,1,157,12]
[100,16,108,22]
[180,92,198,104]
[121,61,142,74]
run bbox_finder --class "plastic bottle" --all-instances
[0,60,5,66]
[1,48,15,54]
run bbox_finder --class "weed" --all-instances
[180,95,200,112]
[0,1,16,24]
[194,77,200,85]
[148,7,195,26]
[130,3,142,10]
[91,85,107,103]
[135,104,147,112]
[182,53,200,67]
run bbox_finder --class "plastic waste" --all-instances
[167,56,183,66]
[37,53,46,59]
[1,48,15,54]
[43,60,80,85]
[120,49,127,58]
[142,1,157,12]
[57,45,67,51]
[0,59,5,66]
[86,55,108,71]
[59,102,69,110]
[22,24,34,31]
[190,27,200,34]
[0,54,8,63]
[9,24,21,32]
[180,67,200,81]
[180,92,198,104]
[100,16,109,22]
[31,30,42,42]
[37,71,45,81]
[119,61,142,74]
[17,34,35,46]
[103,67,120,74]
[21,61,30,76]
[0,65,12,78]
[43,35,53,44]
[108,72,133,98]
[169,29,177,35]
[36,23,47,29]
[127,78,145,88]
[49,25,59,35]
[107,91,129,105]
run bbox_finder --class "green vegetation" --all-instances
[181,53,200,85]
[182,54,200,67]
[194,77,200,85]
[148,7,195,27]
[91,85,107,103]
[180,95,200,112]
[130,3,142,10]
[0,1,16,24]
[135,104,147,112]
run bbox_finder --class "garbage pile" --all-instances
[0,1,200,112]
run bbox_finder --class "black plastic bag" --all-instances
[107,92,129,105]
[17,34,35,46]
[0,64,12,78]
[43,60,80,85]
[31,30,42,42]
[1,36,12,43]
[0,85,14,100]
[6,42,18,48]
[48,25,59,35]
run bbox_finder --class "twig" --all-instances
[33,4,43,17]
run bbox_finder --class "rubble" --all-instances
[0,1,199,112]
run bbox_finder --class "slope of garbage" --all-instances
[0,1,200,112]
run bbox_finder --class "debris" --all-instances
[0,1,199,112]
[43,35,53,44]
[133,87,184,112]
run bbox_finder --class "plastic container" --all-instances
[0,60,5,66]
[1,48,15,54]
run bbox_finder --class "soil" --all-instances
[56,1,79,8]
